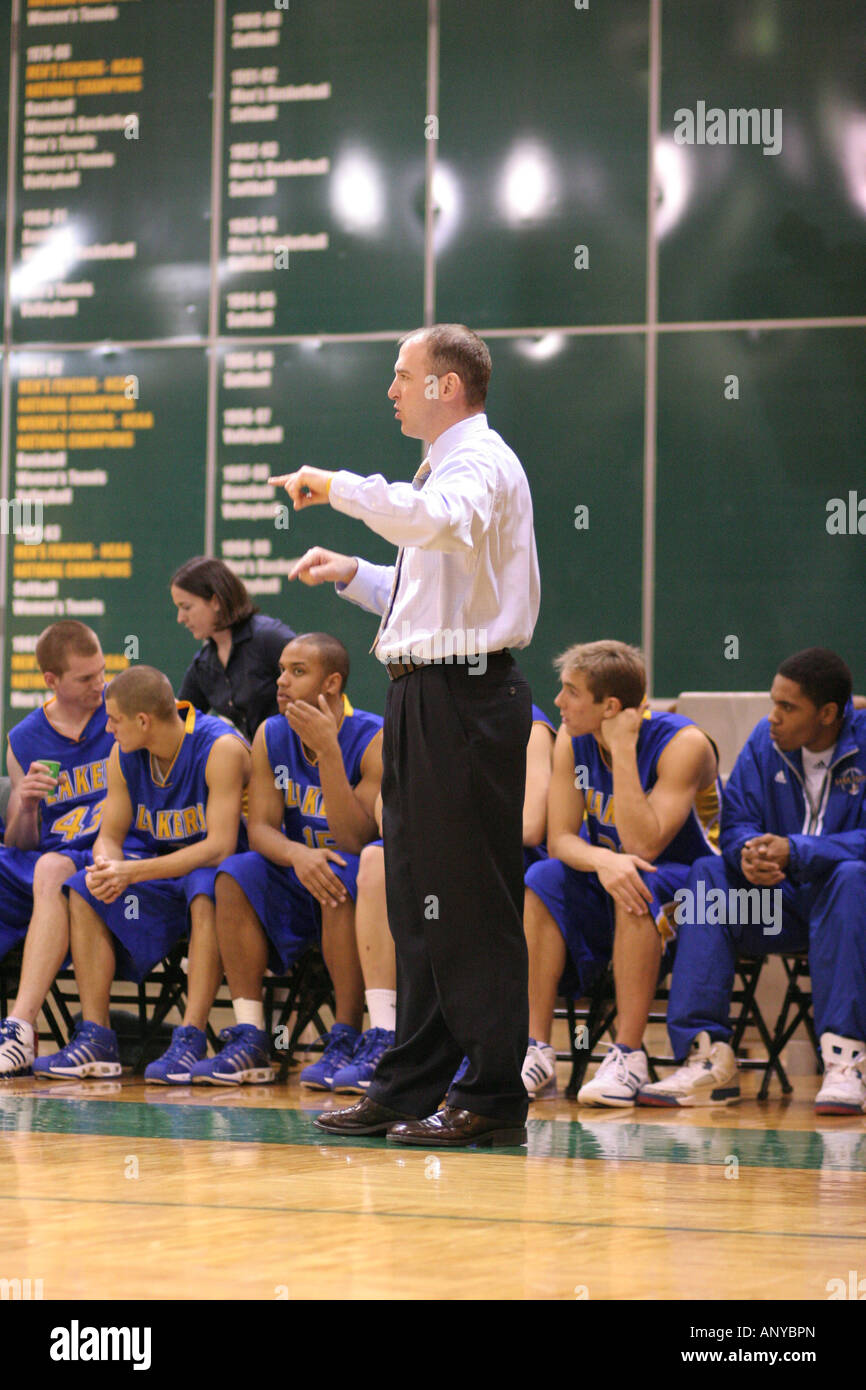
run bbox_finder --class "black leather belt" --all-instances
[385,650,510,681]
[386,658,429,681]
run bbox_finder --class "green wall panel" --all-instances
[213,338,428,721]
[0,0,10,333]
[437,0,649,328]
[654,327,866,694]
[12,0,214,343]
[219,0,426,336]
[3,346,208,736]
[484,333,645,713]
[0,0,865,734]
[659,0,866,322]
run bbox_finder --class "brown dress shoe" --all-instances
[313,1096,415,1136]
[387,1105,527,1148]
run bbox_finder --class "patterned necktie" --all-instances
[370,457,432,656]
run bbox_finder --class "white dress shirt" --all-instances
[329,413,540,663]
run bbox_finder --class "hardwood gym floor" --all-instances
[0,1068,863,1301]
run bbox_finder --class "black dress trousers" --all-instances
[367,651,532,1125]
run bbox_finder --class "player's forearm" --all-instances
[125,833,236,882]
[248,820,302,867]
[3,795,41,849]
[548,829,612,876]
[523,800,547,847]
[608,751,664,859]
[93,832,128,863]
[315,750,377,853]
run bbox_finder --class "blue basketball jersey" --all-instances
[6,695,114,852]
[532,702,556,735]
[573,710,721,863]
[263,695,383,851]
[120,703,248,856]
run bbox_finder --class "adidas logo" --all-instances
[775,770,787,783]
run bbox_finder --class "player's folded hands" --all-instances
[85,855,132,903]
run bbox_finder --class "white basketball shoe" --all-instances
[577,1044,648,1107]
[637,1031,739,1107]
[814,1033,866,1115]
[521,1040,558,1099]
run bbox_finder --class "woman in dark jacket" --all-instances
[171,556,295,741]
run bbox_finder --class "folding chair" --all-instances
[745,953,817,1101]
[559,954,810,1100]
[263,946,335,1081]
[561,968,617,1099]
[0,945,75,1049]
[35,942,223,1072]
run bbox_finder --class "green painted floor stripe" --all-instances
[1,1092,866,1171]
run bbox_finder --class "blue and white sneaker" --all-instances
[331,1027,395,1093]
[32,1021,121,1079]
[144,1025,208,1085]
[578,1043,648,1107]
[0,1018,36,1077]
[189,1024,274,1085]
[637,1032,738,1108]
[521,1041,558,1099]
[299,1023,360,1090]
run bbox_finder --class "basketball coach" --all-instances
[270,324,540,1146]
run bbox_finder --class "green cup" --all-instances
[41,759,61,780]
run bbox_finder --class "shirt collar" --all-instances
[427,413,488,471]
[205,614,253,652]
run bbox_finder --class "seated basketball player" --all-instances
[328,704,556,1096]
[191,632,383,1085]
[639,648,866,1114]
[0,621,114,1076]
[522,640,720,1105]
[33,666,250,1080]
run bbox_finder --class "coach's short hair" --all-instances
[170,556,256,629]
[106,666,177,722]
[777,648,852,718]
[35,620,100,677]
[289,633,350,694]
[400,324,492,408]
[555,640,646,710]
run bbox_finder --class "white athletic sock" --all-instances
[6,1017,34,1044]
[233,998,265,1030]
[366,989,396,1032]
